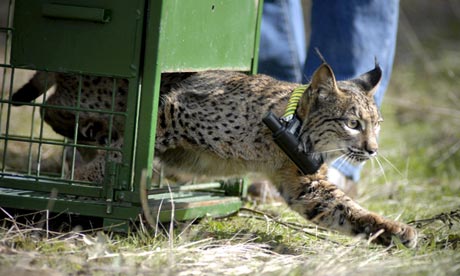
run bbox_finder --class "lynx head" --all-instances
[297,62,383,165]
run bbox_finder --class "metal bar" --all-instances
[101,78,117,193]
[108,77,116,143]
[0,134,123,152]
[0,99,127,116]
[0,170,104,186]
[147,182,223,195]
[26,103,37,175]
[148,197,242,223]
[36,71,51,177]
[132,0,164,190]
[251,0,264,74]
[0,69,9,172]
[3,0,13,64]
[0,176,104,197]
[60,138,67,178]
[2,167,61,178]
[1,67,14,173]
[0,192,140,220]
[122,78,140,192]
[69,75,83,181]
[0,72,5,171]
[100,78,118,201]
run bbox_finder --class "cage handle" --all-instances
[42,3,111,23]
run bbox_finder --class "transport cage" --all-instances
[0,0,264,230]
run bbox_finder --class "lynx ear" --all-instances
[351,61,382,97]
[310,63,338,92]
[298,63,338,118]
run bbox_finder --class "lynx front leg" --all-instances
[278,165,417,247]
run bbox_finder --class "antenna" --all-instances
[314,48,327,64]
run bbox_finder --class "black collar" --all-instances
[263,112,324,175]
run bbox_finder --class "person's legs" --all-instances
[251,0,306,199]
[258,0,306,83]
[303,0,399,183]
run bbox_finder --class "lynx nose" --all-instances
[367,149,377,157]
[365,141,378,157]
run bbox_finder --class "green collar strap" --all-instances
[281,84,309,122]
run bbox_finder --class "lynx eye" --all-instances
[346,119,361,130]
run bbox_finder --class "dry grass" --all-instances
[1,0,460,275]
[1,204,459,276]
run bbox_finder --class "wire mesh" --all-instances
[0,73,127,183]
[0,6,128,191]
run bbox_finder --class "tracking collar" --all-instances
[281,84,309,122]
[263,85,324,175]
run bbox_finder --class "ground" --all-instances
[1,0,460,275]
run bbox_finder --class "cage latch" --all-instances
[103,161,122,214]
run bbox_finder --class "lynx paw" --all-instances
[362,216,418,248]
[390,223,418,248]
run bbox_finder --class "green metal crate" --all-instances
[0,0,263,230]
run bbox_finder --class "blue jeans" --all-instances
[258,0,306,83]
[258,0,399,182]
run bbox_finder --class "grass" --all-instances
[1,2,460,275]
[1,65,460,274]
[1,202,459,275]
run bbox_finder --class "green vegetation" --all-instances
[1,1,459,275]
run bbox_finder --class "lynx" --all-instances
[13,62,417,247]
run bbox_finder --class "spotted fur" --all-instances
[12,64,417,247]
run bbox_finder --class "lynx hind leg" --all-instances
[279,165,417,247]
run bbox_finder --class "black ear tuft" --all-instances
[351,60,382,97]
